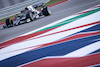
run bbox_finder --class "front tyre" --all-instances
[5,18,11,26]
[5,18,13,28]
[42,7,51,16]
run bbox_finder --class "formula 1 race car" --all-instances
[3,3,51,28]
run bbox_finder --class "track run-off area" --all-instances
[0,0,100,67]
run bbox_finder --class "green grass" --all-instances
[0,0,63,24]
[0,13,21,23]
[45,0,63,6]
[0,15,15,23]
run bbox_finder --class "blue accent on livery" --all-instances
[0,24,100,67]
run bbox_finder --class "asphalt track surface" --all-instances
[0,0,100,43]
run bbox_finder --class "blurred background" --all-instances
[0,0,28,9]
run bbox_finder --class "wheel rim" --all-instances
[30,13,34,20]
[47,7,51,15]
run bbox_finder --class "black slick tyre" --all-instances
[42,7,51,16]
[6,18,11,27]
[5,18,13,28]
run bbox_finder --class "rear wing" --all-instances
[32,3,45,8]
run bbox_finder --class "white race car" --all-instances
[3,3,51,28]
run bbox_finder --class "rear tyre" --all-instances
[42,7,51,16]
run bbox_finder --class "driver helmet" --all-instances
[25,6,28,10]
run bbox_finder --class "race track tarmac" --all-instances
[0,0,100,43]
